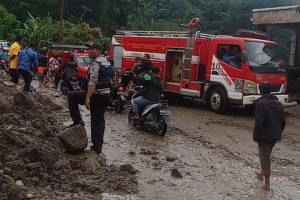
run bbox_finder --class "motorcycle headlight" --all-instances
[244,80,258,94]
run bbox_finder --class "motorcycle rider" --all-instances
[67,41,113,155]
[132,66,162,119]
[137,54,153,75]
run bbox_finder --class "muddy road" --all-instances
[60,98,300,200]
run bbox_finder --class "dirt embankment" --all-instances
[0,82,138,200]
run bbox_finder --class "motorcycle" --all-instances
[109,83,126,113]
[128,87,170,136]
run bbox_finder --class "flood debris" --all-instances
[171,168,183,179]
[58,125,88,154]
[120,164,138,175]
[0,82,138,199]
[166,156,177,162]
[140,148,158,155]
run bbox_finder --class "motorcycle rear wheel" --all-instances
[114,96,124,114]
[157,117,167,136]
[128,109,135,125]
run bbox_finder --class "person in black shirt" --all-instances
[132,66,162,118]
[67,42,113,155]
[138,54,153,74]
[253,83,286,191]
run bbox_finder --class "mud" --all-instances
[60,99,300,200]
[1,71,299,199]
[0,81,138,200]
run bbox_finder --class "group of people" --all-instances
[2,35,72,94]
[66,42,285,192]
[5,36,38,92]
[1,36,286,191]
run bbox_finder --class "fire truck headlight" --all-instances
[243,80,258,94]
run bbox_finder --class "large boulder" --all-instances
[14,92,35,109]
[34,93,62,110]
[58,125,88,154]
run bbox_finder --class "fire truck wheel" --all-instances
[209,87,229,114]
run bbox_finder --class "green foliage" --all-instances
[0,5,19,40]
[17,13,57,48]
[0,0,298,55]
[62,22,102,45]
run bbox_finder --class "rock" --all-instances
[35,93,62,110]
[70,159,81,170]
[30,176,40,185]
[171,168,183,179]
[120,164,138,175]
[151,156,159,160]
[0,169,4,174]
[82,157,101,171]
[140,148,158,156]
[4,167,13,176]
[3,81,15,87]
[3,174,15,184]
[25,148,43,163]
[58,125,88,154]
[166,156,177,162]
[0,96,12,114]
[15,180,24,187]
[128,151,136,156]
[55,159,71,171]
[74,151,106,171]
[14,92,35,108]
[8,187,26,200]
[25,194,34,199]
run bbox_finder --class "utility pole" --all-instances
[59,0,65,44]
[77,5,93,25]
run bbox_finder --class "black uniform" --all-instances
[67,56,113,153]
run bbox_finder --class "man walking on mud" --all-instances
[67,41,113,156]
[254,83,286,191]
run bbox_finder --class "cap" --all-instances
[85,41,102,50]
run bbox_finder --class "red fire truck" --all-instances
[48,44,91,80]
[109,29,291,113]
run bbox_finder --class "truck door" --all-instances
[211,43,246,104]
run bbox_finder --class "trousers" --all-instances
[132,96,153,115]
[19,68,33,91]
[68,91,109,152]
[258,142,276,176]
[10,68,19,84]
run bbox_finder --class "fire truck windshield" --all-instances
[245,42,286,74]
[76,56,91,65]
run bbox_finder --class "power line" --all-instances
[77,5,93,25]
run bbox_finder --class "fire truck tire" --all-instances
[209,87,229,114]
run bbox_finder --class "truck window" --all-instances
[217,44,242,69]
[76,56,91,65]
[113,46,123,68]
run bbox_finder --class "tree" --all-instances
[0,5,18,40]
[17,13,57,48]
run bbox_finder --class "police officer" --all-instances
[67,41,112,155]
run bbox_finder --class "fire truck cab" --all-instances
[47,44,91,80]
[110,30,290,113]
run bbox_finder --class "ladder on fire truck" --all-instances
[116,30,216,38]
